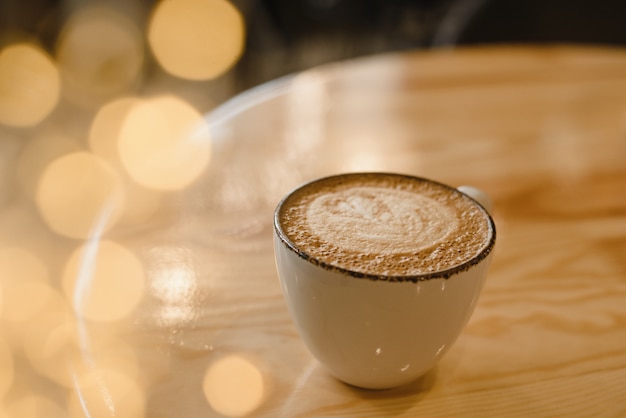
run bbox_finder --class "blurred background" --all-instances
[2,0,625,188]
[2,0,626,232]
[2,0,626,111]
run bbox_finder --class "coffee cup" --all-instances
[273,173,496,389]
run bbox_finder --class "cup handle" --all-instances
[457,185,493,214]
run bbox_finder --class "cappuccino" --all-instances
[275,173,494,279]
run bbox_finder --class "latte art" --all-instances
[307,187,458,255]
[276,173,492,277]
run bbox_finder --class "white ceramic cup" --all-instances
[273,174,496,390]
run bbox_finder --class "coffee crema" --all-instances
[276,173,494,278]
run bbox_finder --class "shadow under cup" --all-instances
[273,173,496,390]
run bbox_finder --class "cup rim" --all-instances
[274,172,496,282]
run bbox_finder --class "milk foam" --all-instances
[306,187,457,255]
[278,174,491,276]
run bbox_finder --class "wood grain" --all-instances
[1,45,625,417]
[196,45,626,417]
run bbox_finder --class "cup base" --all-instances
[329,365,439,391]
[326,365,437,391]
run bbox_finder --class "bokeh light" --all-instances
[148,0,245,80]
[203,354,265,417]
[0,43,60,127]
[67,367,145,418]
[0,0,252,414]
[89,97,142,161]
[118,96,211,190]
[88,97,163,225]
[36,152,124,239]
[0,247,50,322]
[56,5,143,108]
[62,240,146,322]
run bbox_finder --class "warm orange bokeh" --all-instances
[62,240,146,322]
[148,0,245,80]
[36,152,125,239]
[117,96,212,190]
[203,354,265,417]
[0,0,249,414]
[0,43,60,127]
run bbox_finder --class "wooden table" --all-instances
[2,45,626,417]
